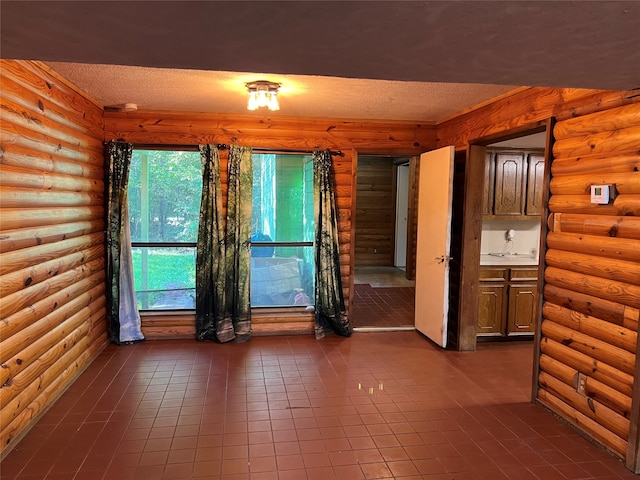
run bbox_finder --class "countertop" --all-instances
[480,253,538,266]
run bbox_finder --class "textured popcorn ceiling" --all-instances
[45,62,516,121]
[4,1,639,121]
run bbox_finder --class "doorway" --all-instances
[457,123,550,351]
[352,155,414,329]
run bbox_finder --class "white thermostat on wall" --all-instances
[590,184,610,204]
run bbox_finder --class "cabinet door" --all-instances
[477,283,506,336]
[526,153,545,215]
[494,153,525,215]
[482,151,495,215]
[507,283,538,335]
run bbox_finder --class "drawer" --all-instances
[509,267,538,282]
[479,267,507,282]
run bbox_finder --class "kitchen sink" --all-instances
[487,252,534,258]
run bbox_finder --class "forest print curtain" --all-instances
[196,145,253,342]
[105,141,144,344]
[313,150,352,339]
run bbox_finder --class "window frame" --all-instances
[129,147,201,311]
[127,146,318,313]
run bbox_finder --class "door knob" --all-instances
[434,255,452,264]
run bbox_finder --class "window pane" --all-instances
[132,247,196,310]
[251,154,314,243]
[250,247,314,307]
[129,150,202,243]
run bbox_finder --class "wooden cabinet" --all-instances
[477,266,538,338]
[483,149,544,218]
[506,268,538,335]
[494,152,526,215]
[525,153,545,215]
[482,151,496,216]
[477,268,507,336]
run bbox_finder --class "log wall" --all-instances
[0,60,107,458]
[104,111,436,336]
[355,156,395,266]
[6,60,640,469]
[540,102,640,465]
[437,87,639,148]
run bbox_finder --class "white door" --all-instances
[414,146,455,347]
[394,164,409,268]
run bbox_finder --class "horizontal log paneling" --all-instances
[140,310,316,339]
[543,284,639,331]
[547,232,640,263]
[545,249,640,287]
[553,126,640,160]
[545,266,640,310]
[1,271,105,341]
[551,153,640,176]
[0,295,106,386]
[538,388,627,457]
[549,213,640,240]
[253,322,315,336]
[1,287,105,376]
[0,60,106,458]
[0,244,103,297]
[542,320,636,376]
[0,327,92,432]
[1,61,103,138]
[0,206,104,231]
[104,111,437,154]
[0,330,106,452]
[1,248,104,320]
[0,95,104,151]
[0,220,104,253]
[541,337,634,397]
[0,231,104,276]
[0,128,103,167]
[0,143,105,179]
[553,104,640,140]
[539,371,630,439]
[542,302,637,353]
[540,101,640,470]
[540,354,632,417]
[141,326,194,340]
[0,164,105,193]
[548,194,640,216]
[0,186,104,208]
[550,172,640,195]
[436,87,639,148]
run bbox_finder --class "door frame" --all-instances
[458,120,550,352]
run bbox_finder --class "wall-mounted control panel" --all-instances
[590,184,617,205]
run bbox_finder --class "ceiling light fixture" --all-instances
[246,80,280,111]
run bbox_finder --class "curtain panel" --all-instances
[105,141,144,344]
[313,150,352,339]
[196,145,253,343]
[195,145,225,341]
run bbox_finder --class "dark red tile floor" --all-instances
[1,333,635,479]
[351,285,415,328]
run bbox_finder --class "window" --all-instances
[127,149,315,311]
[128,149,202,310]
[251,154,315,307]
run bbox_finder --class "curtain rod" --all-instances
[105,140,343,157]
[216,144,344,157]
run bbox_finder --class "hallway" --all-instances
[351,267,415,329]
[1,332,633,480]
